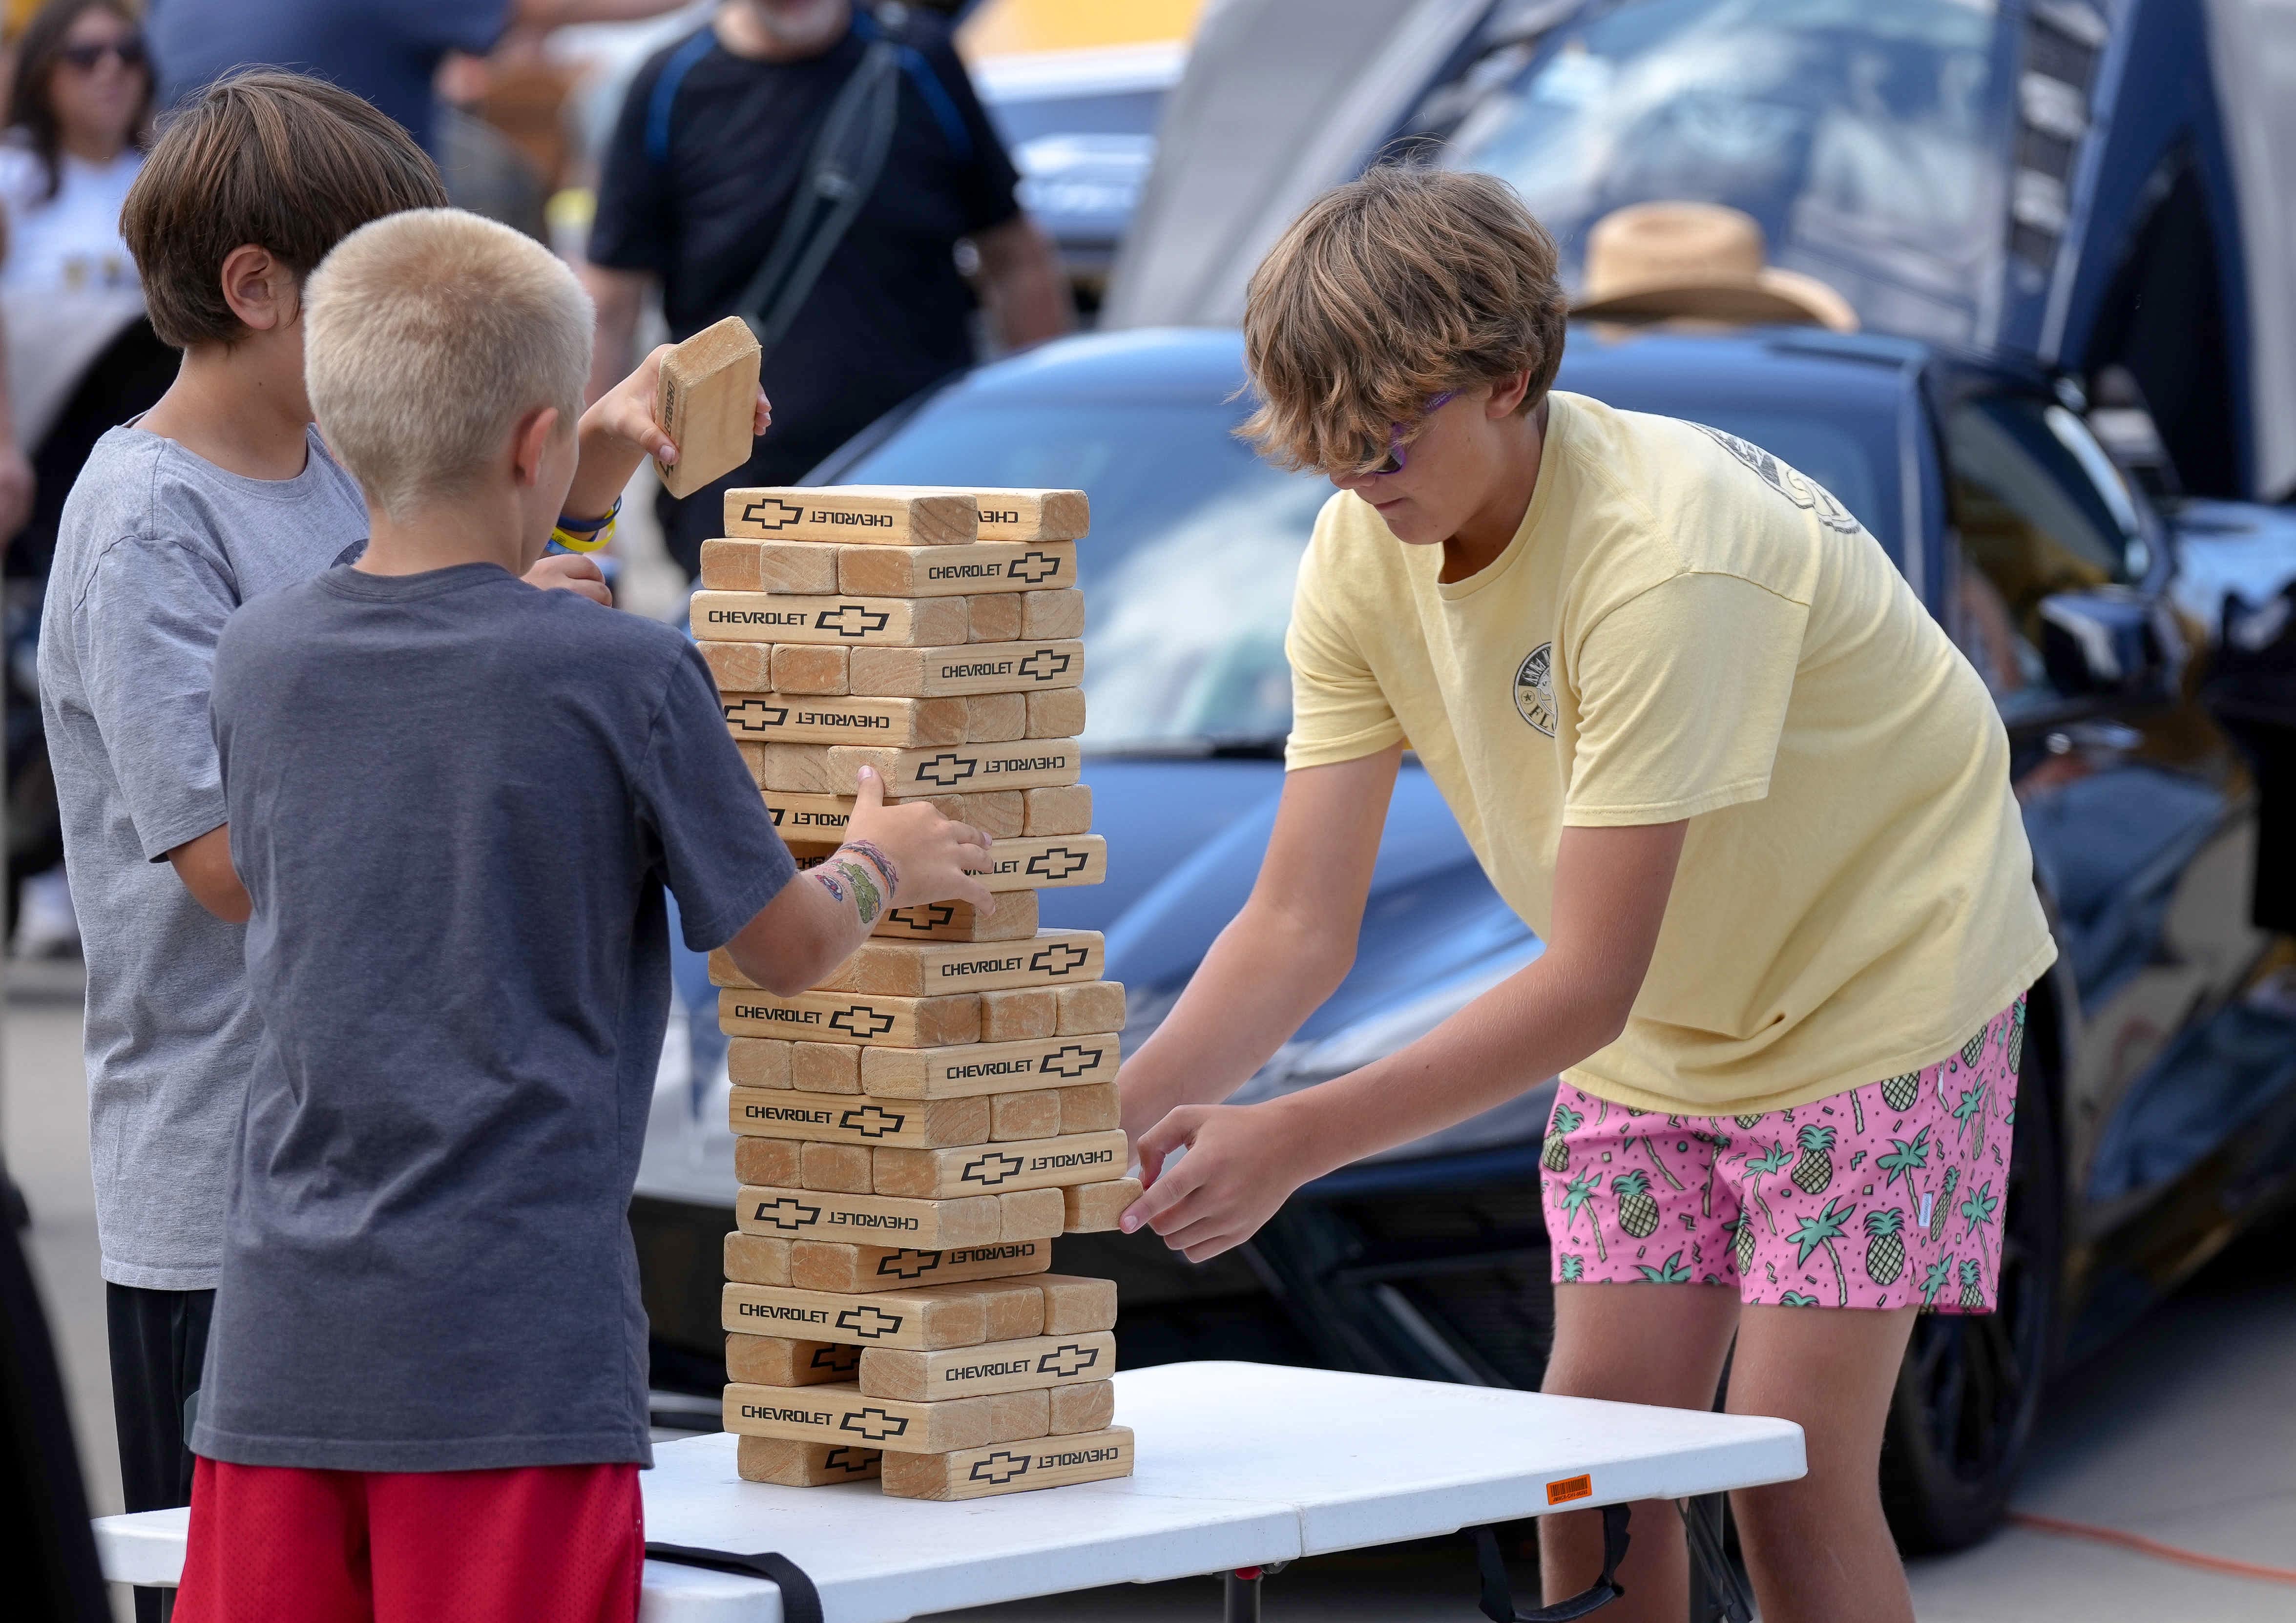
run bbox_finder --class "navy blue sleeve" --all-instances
[588,44,678,276]
[638,644,796,951]
[919,33,1022,235]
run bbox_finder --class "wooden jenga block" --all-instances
[724,1381,1024,1454]
[962,488,1088,542]
[965,593,1022,643]
[1056,1083,1121,1134]
[722,1278,1010,1350]
[736,1436,881,1486]
[771,644,849,695]
[766,788,1023,842]
[1050,1380,1115,1436]
[874,891,1037,942]
[811,931,1103,998]
[656,316,760,499]
[998,1186,1067,1242]
[873,1131,1127,1200]
[1037,1273,1120,1335]
[980,987,1057,1042]
[693,592,970,647]
[736,1183,1002,1249]
[699,640,772,692]
[1023,784,1092,836]
[734,1136,803,1188]
[848,641,1082,698]
[1027,688,1087,739]
[880,1427,1132,1501]
[790,1236,1051,1295]
[1022,589,1085,641]
[718,988,979,1047]
[788,1040,860,1094]
[859,1330,1114,1403]
[991,1090,1061,1142]
[740,741,833,793]
[971,835,1106,892]
[836,541,1076,598]
[721,693,968,749]
[1057,980,1127,1035]
[725,487,976,545]
[1062,1178,1142,1233]
[699,539,837,595]
[723,1231,793,1287]
[725,1333,859,1387]
[799,1143,874,1193]
[858,1032,1118,1099]
[726,1037,792,1089]
[823,738,1079,797]
[963,692,1026,742]
[731,1089,990,1151]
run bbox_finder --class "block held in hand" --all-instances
[655,316,761,499]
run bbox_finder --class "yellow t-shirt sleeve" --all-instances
[1283,541,1406,771]
[1564,571,1809,826]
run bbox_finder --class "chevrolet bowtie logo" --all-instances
[823,1446,873,1474]
[914,751,977,788]
[961,1150,1026,1186]
[1026,846,1089,879]
[886,903,956,932]
[836,1304,904,1339]
[767,807,786,826]
[740,496,804,531]
[829,1006,897,1038]
[838,1104,906,1138]
[1029,942,1091,977]
[1006,550,1061,584]
[723,699,788,731]
[1017,649,1071,682]
[1037,1343,1099,1378]
[816,605,891,637]
[1039,1044,1101,1080]
[875,1249,943,1281]
[809,1344,859,1373]
[841,1406,910,1442]
[751,1196,821,1230]
[969,1451,1031,1486]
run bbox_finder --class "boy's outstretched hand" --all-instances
[842,767,996,912]
[1122,1102,1322,1263]
[574,342,771,499]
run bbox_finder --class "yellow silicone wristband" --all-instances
[550,519,614,553]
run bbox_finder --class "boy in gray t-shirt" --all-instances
[34,75,603,1583]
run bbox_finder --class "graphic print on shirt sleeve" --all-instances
[1514,642,1557,736]
[1690,424,1863,533]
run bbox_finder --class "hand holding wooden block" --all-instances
[655,316,761,499]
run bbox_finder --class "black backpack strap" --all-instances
[1475,1502,1630,1622]
[645,1543,823,1623]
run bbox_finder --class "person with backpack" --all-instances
[585,0,1069,581]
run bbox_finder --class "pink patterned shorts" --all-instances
[1540,998,2024,1311]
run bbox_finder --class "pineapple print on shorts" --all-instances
[1613,1170,1660,1241]
[1863,1207,1907,1289]
[1791,1124,1836,1195]
[1543,1103,1581,1173]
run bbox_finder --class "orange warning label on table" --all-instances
[1546,1474,1593,1505]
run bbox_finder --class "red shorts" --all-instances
[174,1455,643,1623]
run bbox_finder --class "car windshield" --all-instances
[833,390,1889,750]
[1449,0,2009,340]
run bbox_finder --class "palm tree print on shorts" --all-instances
[1786,1196,1858,1306]
[1741,1140,1793,1234]
[1559,1169,1607,1262]
[1637,1250,1692,1282]
[1559,1253,1585,1284]
[1920,1254,1956,1308]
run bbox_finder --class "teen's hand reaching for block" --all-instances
[522,552,610,605]
[1122,1102,1315,1263]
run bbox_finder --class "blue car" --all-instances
[632,323,2296,1549]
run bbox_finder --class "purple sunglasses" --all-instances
[1372,391,1458,476]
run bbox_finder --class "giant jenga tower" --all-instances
[693,485,1141,1500]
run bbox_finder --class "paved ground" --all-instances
[8,974,2294,1621]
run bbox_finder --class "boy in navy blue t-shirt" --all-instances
[175,207,994,1623]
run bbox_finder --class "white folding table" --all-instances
[92,1361,1804,1623]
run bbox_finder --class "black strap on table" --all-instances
[645,1543,823,1623]
[1475,1502,1630,1621]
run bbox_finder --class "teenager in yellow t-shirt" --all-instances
[1113,167,2055,1623]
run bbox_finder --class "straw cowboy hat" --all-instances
[1571,201,1859,332]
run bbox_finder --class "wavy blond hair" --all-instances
[1239,165,1569,475]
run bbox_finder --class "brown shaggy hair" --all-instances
[120,70,445,349]
[1239,165,1569,476]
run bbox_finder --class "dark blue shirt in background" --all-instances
[148,0,510,150]
[193,563,794,1470]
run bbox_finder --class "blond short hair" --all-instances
[306,208,592,520]
[1240,166,1569,476]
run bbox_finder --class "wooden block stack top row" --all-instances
[699,484,1139,1501]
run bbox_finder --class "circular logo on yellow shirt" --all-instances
[1514,643,1557,736]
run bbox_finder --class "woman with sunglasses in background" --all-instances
[0,0,172,957]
